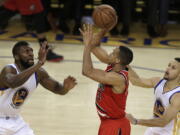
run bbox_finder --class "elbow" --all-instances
[82,70,86,76]
[82,71,88,77]
[58,91,67,95]
[82,69,91,77]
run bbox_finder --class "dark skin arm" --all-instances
[0,63,42,88]
[37,68,77,95]
[0,42,48,89]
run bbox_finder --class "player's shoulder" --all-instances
[170,92,180,107]
[108,71,126,83]
[1,64,17,75]
[36,67,49,80]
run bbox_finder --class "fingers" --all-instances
[80,24,93,34]
[66,76,77,83]
[39,41,48,55]
[41,41,48,49]
[79,28,84,35]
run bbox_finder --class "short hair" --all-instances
[175,57,180,62]
[12,41,29,56]
[119,46,133,66]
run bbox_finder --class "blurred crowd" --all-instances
[0,0,180,38]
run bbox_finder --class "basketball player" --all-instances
[80,24,133,135]
[0,41,77,135]
[126,58,180,135]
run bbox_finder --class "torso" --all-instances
[153,79,180,134]
[0,64,38,117]
[95,65,129,120]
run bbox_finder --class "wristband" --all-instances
[134,119,138,125]
[38,61,43,65]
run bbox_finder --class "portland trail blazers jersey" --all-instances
[153,79,180,135]
[95,65,129,120]
[0,64,38,117]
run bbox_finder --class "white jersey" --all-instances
[0,64,38,117]
[152,79,180,135]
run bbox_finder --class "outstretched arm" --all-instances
[126,93,180,127]
[127,65,161,88]
[38,68,77,95]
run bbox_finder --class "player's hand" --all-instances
[92,28,107,47]
[79,24,94,49]
[79,24,108,49]
[126,113,138,125]
[38,41,49,65]
[63,76,77,92]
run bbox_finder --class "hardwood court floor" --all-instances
[0,41,179,135]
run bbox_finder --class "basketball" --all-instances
[92,4,118,30]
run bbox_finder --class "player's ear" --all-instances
[115,58,120,64]
[14,55,19,60]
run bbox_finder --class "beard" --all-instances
[20,59,34,69]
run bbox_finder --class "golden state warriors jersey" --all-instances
[153,79,180,135]
[0,64,38,117]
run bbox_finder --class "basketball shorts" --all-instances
[0,115,34,135]
[98,117,131,135]
[144,127,173,135]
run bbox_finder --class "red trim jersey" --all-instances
[4,0,43,15]
[95,65,129,120]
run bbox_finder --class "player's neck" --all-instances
[14,61,26,71]
[112,64,125,72]
[165,79,179,90]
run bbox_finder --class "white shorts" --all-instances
[144,127,172,135]
[0,116,34,135]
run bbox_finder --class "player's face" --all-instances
[17,45,34,68]
[164,60,180,80]
[109,47,120,64]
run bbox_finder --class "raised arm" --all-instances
[127,65,161,88]
[37,68,77,95]
[83,27,113,64]
[127,92,180,127]
[80,24,125,93]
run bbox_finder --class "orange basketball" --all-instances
[92,4,118,30]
